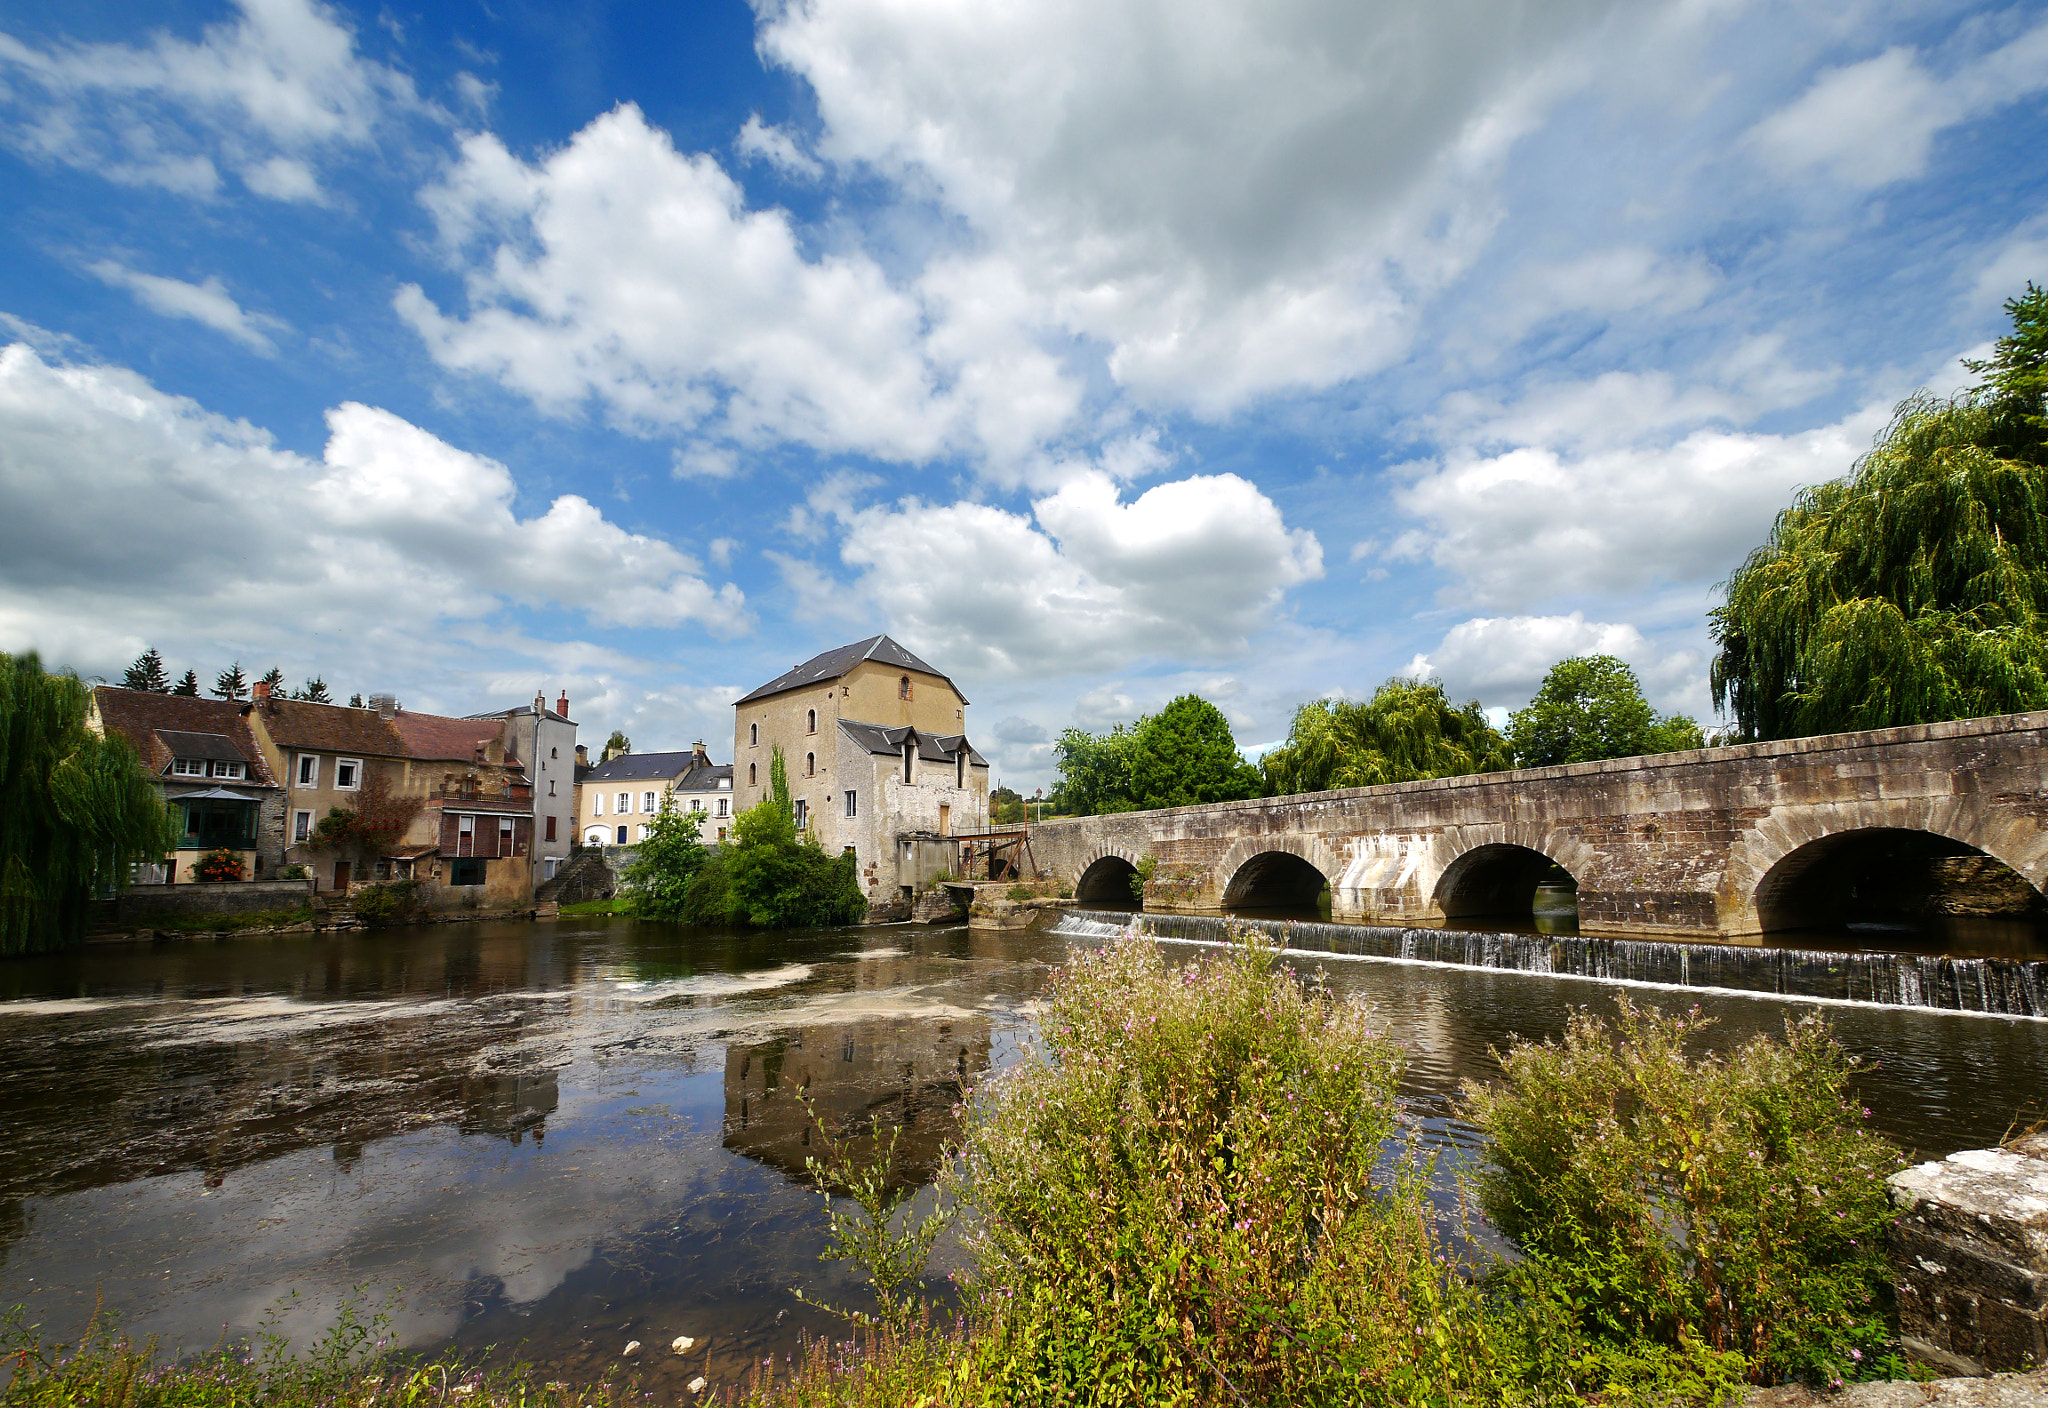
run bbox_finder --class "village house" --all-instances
[242,684,539,909]
[465,691,578,886]
[732,635,989,916]
[576,740,734,846]
[88,687,287,883]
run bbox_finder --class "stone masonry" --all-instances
[1888,1134,2048,1376]
[1028,710,2048,939]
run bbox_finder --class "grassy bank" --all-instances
[4,933,1913,1406]
[553,897,630,915]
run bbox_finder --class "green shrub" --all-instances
[675,747,865,929]
[275,863,307,879]
[1006,884,1036,901]
[620,802,709,919]
[1461,999,1905,1386]
[347,879,425,927]
[1128,853,1157,901]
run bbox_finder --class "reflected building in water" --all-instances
[722,1014,992,1190]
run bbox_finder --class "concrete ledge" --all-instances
[1888,1135,2048,1375]
[1747,1367,2048,1405]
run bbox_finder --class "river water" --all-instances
[1,915,2045,1391]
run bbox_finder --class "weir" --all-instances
[1050,909,2048,1017]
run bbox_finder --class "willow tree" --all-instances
[1,651,179,955]
[1710,286,2048,740]
[1262,678,1511,796]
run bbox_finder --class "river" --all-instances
[1,914,2044,1392]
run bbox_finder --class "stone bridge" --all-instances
[1027,711,2048,939]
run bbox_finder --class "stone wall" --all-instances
[1888,1134,2048,1376]
[535,847,617,905]
[1028,710,2048,939]
[109,879,314,926]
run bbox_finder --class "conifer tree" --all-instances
[258,666,285,696]
[211,662,248,700]
[348,693,365,708]
[297,677,333,704]
[122,649,170,693]
[171,670,200,696]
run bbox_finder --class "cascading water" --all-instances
[1050,910,2048,1017]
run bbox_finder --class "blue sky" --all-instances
[2,0,2044,790]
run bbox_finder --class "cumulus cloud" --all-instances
[1404,612,1707,715]
[1748,19,2048,189]
[399,106,1081,467]
[757,0,1652,414]
[779,470,1319,677]
[0,0,425,200]
[1491,246,1719,343]
[735,113,822,178]
[85,261,282,352]
[0,341,746,679]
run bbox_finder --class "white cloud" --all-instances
[1748,19,2048,190]
[0,341,747,684]
[735,113,821,178]
[0,0,425,201]
[400,106,1082,467]
[1403,612,1705,715]
[757,0,1655,414]
[1492,246,1718,343]
[802,470,1320,677]
[85,260,282,352]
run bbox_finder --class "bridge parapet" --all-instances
[1029,711,2048,939]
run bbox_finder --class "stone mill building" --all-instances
[732,635,989,918]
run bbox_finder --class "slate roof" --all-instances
[153,729,246,763]
[581,753,733,791]
[837,719,988,767]
[91,689,279,786]
[734,635,968,706]
[465,703,573,725]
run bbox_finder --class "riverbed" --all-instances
[1,915,2044,1391]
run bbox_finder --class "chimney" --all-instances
[556,690,570,718]
[370,692,398,720]
[252,680,271,701]
[575,743,588,766]
[534,689,546,715]
[693,739,710,769]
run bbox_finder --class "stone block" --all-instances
[1888,1137,2048,1375]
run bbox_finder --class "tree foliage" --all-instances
[122,649,170,693]
[1712,288,2048,740]
[601,730,631,762]
[1050,695,1260,815]
[676,746,866,928]
[1508,655,1705,767]
[2,651,181,955]
[296,677,333,704]
[620,797,710,919]
[172,670,200,697]
[211,662,248,701]
[1262,677,1511,796]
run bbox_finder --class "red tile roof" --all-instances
[250,697,405,755]
[90,688,279,786]
[390,711,518,766]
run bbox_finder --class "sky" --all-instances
[1,0,2044,791]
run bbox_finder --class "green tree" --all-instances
[296,677,333,704]
[1262,677,1511,796]
[2,651,181,956]
[258,666,285,696]
[171,669,200,697]
[1048,719,1144,816]
[1710,293,2048,740]
[347,693,365,708]
[621,798,710,919]
[121,649,170,693]
[1508,655,1704,766]
[601,729,631,762]
[1126,694,1262,810]
[686,746,865,928]
[989,785,1025,825]
[211,662,248,700]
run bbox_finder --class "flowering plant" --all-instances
[193,847,245,882]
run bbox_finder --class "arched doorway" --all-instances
[1075,855,1140,906]
[1754,828,2045,948]
[1223,851,1329,913]
[1434,844,1578,934]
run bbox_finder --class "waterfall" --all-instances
[1048,910,2048,1017]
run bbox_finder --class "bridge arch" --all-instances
[1751,827,2045,935]
[1726,797,2048,935]
[1218,835,1339,911]
[1073,848,1143,904]
[1433,842,1577,924]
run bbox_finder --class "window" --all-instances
[750,722,758,745]
[450,857,485,887]
[637,824,650,841]
[293,809,313,843]
[903,740,914,784]
[749,762,757,786]
[296,754,319,786]
[719,777,731,789]
[616,824,628,844]
[899,675,911,700]
[617,791,630,813]
[844,790,857,818]
[805,751,815,776]
[545,815,557,842]
[586,827,607,845]
[551,746,558,759]
[499,819,514,852]
[957,751,966,788]
[807,709,816,733]
[717,797,728,817]
[593,792,605,816]
[544,857,559,880]
[793,799,808,829]
[335,758,361,790]
[171,758,204,777]
[548,779,556,796]
[643,790,657,813]
[209,760,244,780]
[718,827,727,842]
[459,814,475,843]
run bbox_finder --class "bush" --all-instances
[1461,999,1905,1386]
[675,747,866,929]
[1006,884,1036,901]
[620,802,710,919]
[192,847,245,882]
[275,863,307,879]
[348,879,426,927]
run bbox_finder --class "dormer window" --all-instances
[210,760,244,780]
[171,758,205,777]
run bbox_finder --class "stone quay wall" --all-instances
[1028,711,2048,939]
[100,879,315,928]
